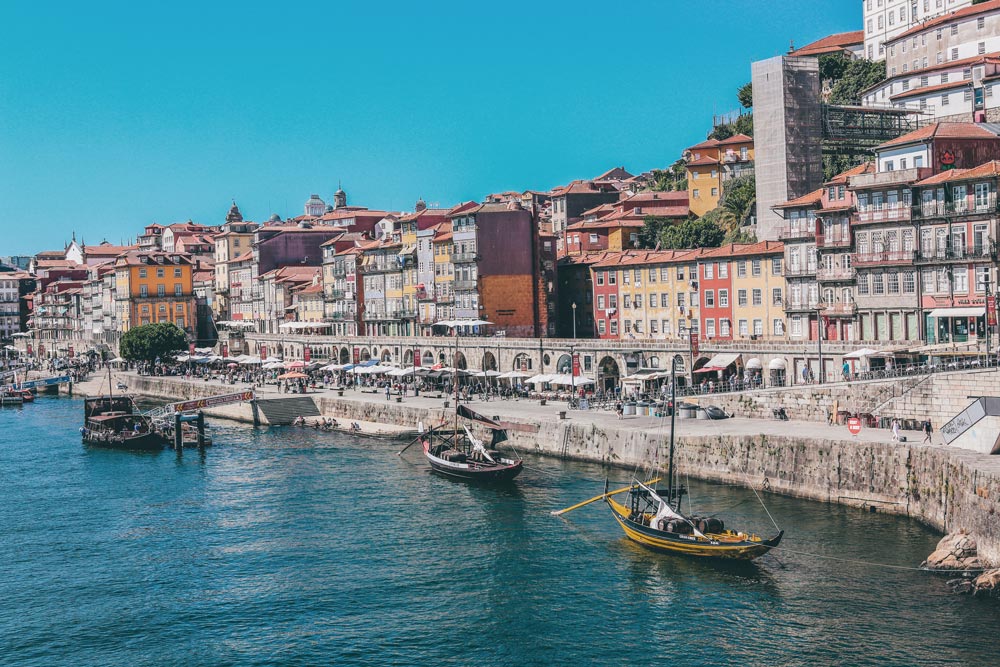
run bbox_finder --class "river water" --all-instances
[1,396,998,666]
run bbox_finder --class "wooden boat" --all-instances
[16,389,34,403]
[603,362,782,561]
[0,390,24,406]
[82,396,169,451]
[420,405,523,482]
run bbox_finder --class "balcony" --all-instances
[816,232,852,249]
[915,246,995,264]
[822,301,857,317]
[778,225,816,242]
[328,289,346,299]
[398,308,418,319]
[783,265,817,278]
[854,206,911,224]
[453,279,478,291]
[816,265,855,281]
[915,197,998,220]
[416,289,434,301]
[452,252,478,264]
[436,294,455,304]
[851,250,916,266]
[783,297,821,313]
[850,167,932,190]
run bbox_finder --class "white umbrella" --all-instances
[387,366,416,377]
[109,357,126,363]
[525,374,551,385]
[240,356,262,365]
[498,370,529,379]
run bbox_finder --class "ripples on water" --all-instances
[1,397,998,666]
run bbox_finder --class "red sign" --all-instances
[221,344,228,358]
[38,344,45,356]
[304,346,311,362]
[847,417,862,436]
[260,345,268,360]
[353,347,360,364]
[572,353,580,377]
[988,296,997,327]
[413,351,421,367]
[691,336,699,357]
[68,346,74,359]
[26,344,33,356]
[189,343,196,355]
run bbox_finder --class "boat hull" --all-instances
[423,445,523,482]
[83,432,170,452]
[607,497,782,560]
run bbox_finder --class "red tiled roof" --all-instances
[230,250,254,263]
[687,156,721,167]
[826,162,875,186]
[715,133,754,146]
[550,180,619,196]
[84,243,137,256]
[687,138,720,151]
[890,79,972,101]
[861,53,1000,97]
[877,122,1000,149]
[915,159,1000,185]
[772,188,824,210]
[789,30,864,57]
[699,241,784,258]
[591,249,705,269]
[593,166,634,181]
[890,0,1000,44]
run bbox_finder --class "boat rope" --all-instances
[765,544,989,574]
[722,439,781,533]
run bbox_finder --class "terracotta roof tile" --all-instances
[876,122,1000,150]
[772,188,824,210]
[890,0,1000,44]
[789,30,864,57]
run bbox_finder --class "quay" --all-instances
[61,367,1000,569]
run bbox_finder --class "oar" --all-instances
[551,477,661,516]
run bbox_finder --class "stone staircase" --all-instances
[253,396,321,426]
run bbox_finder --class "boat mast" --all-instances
[454,325,459,441]
[667,357,677,506]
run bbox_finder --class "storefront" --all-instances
[926,307,985,344]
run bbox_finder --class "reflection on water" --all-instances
[0,396,997,667]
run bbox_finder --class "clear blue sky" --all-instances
[0,0,856,254]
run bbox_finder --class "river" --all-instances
[1,396,998,666]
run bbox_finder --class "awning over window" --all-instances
[928,307,985,318]
[769,358,787,370]
[746,357,762,370]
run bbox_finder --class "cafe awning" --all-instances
[928,307,985,318]
[695,353,741,373]
[768,358,787,370]
[843,347,879,360]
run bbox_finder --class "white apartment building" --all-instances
[863,0,973,61]
[862,0,1000,121]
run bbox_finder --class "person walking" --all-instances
[615,401,624,420]
[891,418,901,442]
[922,420,933,444]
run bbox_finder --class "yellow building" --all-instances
[294,280,326,323]
[684,134,755,217]
[213,203,258,320]
[114,251,196,335]
[729,242,786,341]
[431,223,455,324]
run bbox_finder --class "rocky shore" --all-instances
[923,531,1000,598]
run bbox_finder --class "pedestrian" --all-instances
[843,361,851,383]
[922,419,933,444]
[801,365,810,385]
[616,401,623,420]
[385,383,391,401]
[891,418,900,442]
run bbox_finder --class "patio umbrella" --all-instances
[277,371,308,380]
[227,362,239,368]
[285,360,306,369]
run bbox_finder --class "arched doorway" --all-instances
[692,356,711,374]
[360,349,371,362]
[597,356,620,393]
[340,347,350,364]
[422,350,435,367]
[556,354,572,374]
[403,350,413,366]
[438,352,447,365]
[454,351,467,370]
[482,351,497,371]
[512,353,532,371]
[381,350,392,363]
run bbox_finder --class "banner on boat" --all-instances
[4,375,71,391]
[168,390,255,413]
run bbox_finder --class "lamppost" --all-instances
[571,302,577,340]
[980,276,994,366]
[815,298,826,384]
[570,343,576,400]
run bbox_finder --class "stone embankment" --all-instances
[923,531,1000,598]
[65,372,1000,583]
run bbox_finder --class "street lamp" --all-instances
[571,302,577,339]
[815,297,826,384]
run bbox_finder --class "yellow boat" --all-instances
[605,485,783,560]
[602,361,783,561]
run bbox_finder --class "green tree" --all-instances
[708,112,753,140]
[119,322,188,364]
[637,215,668,249]
[646,159,687,192]
[718,174,756,229]
[817,53,851,84]
[737,81,753,109]
[659,216,725,249]
[827,58,886,106]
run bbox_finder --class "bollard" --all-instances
[173,412,183,451]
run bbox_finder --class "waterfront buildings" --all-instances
[113,251,196,336]
[685,135,755,217]
[863,0,973,61]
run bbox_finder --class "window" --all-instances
[648,268,657,283]
[589,233,599,244]
[903,271,916,294]
[633,268,642,285]
[608,295,618,309]
[976,266,990,292]
[660,267,670,281]
[888,272,900,294]
[677,293,685,309]
[693,189,700,198]
[139,268,147,278]
[980,42,987,56]
[952,48,959,60]
[597,295,605,310]
[711,188,718,197]
[174,284,182,296]
[157,285,165,297]
[650,320,658,335]
[737,289,748,306]
[661,293,669,308]
[649,293,657,308]
[719,289,729,307]
[951,24,958,36]
[719,263,728,278]
[872,273,885,295]
[174,268,182,277]
[677,267,685,280]
[772,287,782,305]
[720,319,730,337]
[942,73,949,83]
[753,319,763,336]
[942,93,950,106]
[736,261,747,278]
[954,266,969,292]
[979,17,986,29]
[156,268,164,278]
[791,315,802,337]
[751,259,761,276]
[624,319,632,333]
[902,80,910,92]
[705,290,715,307]
[596,271,604,286]
[886,160,895,172]
[610,320,618,335]
[772,258,782,275]
[598,320,606,335]
[752,288,762,306]
[773,319,784,336]
[706,319,716,337]
[623,294,631,309]
[738,319,749,336]
[704,263,714,279]
[608,271,616,285]
[140,285,148,297]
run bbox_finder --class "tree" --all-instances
[646,159,687,192]
[827,58,886,106]
[637,215,669,249]
[718,174,756,228]
[119,322,188,364]
[817,53,851,84]
[708,112,753,140]
[737,81,753,109]
[658,216,725,249]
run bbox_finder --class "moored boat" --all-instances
[420,405,523,482]
[82,395,169,451]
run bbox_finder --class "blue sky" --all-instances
[0,1,856,254]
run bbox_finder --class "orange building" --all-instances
[114,251,196,336]
[685,134,755,217]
